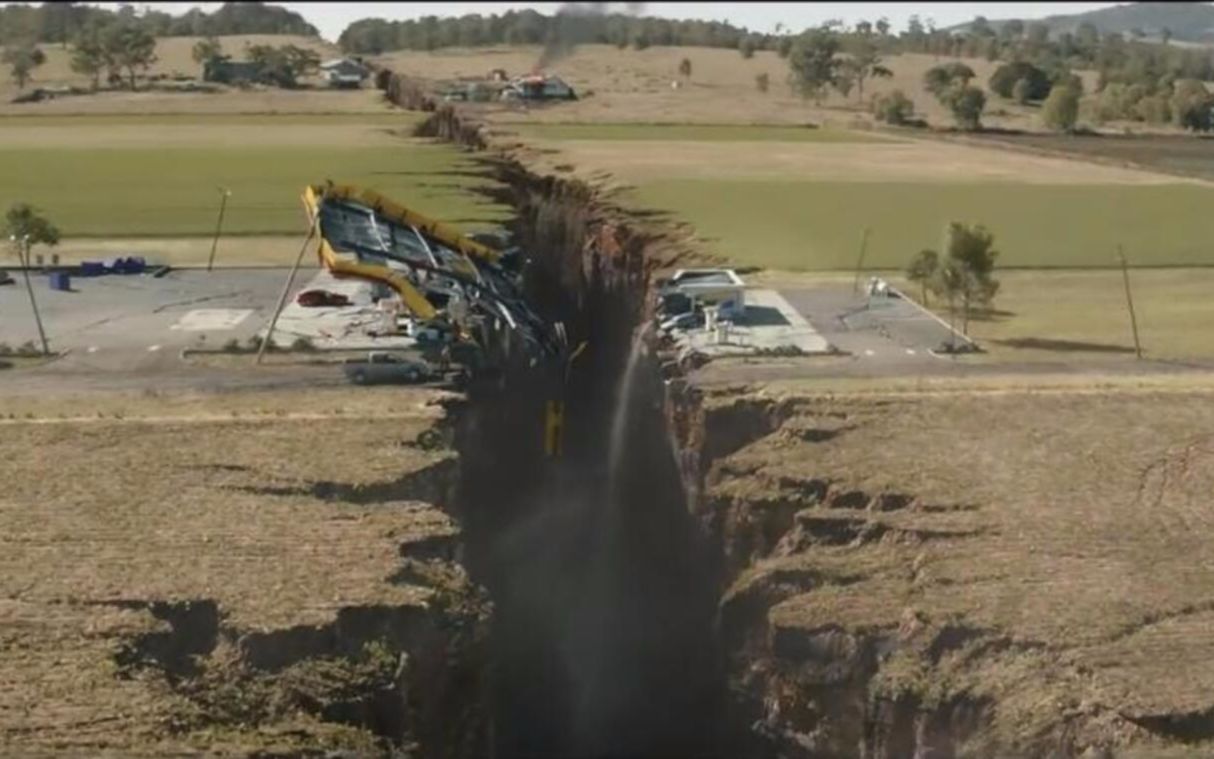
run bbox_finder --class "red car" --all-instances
[296,290,351,307]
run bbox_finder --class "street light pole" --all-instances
[11,235,49,356]
[257,203,321,365]
[206,187,231,272]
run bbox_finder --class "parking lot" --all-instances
[779,279,969,368]
[0,268,298,369]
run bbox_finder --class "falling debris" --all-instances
[302,183,566,374]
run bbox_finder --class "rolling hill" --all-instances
[953,2,1214,43]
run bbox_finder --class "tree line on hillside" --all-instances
[781,20,1214,133]
[337,8,1214,92]
[0,2,316,46]
[339,11,777,55]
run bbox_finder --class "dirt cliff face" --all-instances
[420,106,1214,758]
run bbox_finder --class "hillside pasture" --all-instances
[383,44,1065,128]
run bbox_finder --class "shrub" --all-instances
[989,61,1050,100]
[1041,83,1081,132]
[221,338,242,353]
[946,85,986,130]
[290,336,316,352]
[755,72,769,92]
[872,89,914,124]
[1136,94,1172,124]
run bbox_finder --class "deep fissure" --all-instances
[451,157,731,757]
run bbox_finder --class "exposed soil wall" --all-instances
[416,105,997,757]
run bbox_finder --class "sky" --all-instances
[85,2,1120,43]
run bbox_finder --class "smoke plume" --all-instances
[536,1,646,72]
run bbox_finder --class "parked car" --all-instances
[343,352,433,385]
[659,310,705,334]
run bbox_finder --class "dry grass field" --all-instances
[711,385,1214,754]
[0,385,477,755]
[382,44,1101,130]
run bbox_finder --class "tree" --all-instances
[787,26,841,103]
[69,23,109,90]
[755,72,769,93]
[738,35,757,59]
[246,43,319,88]
[3,203,60,263]
[872,89,914,125]
[876,18,891,37]
[844,33,892,101]
[2,43,45,90]
[776,36,792,58]
[938,222,999,334]
[678,57,691,79]
[906,249,938,304]
[191,35,223,70]
[947,85,986,130]
[1171,79,1214,132]
[989,61,1050,100]
[102,22,156,90]
[923,61,974,97]
[1041,82,1080,132]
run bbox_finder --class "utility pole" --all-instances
[1117,245,1142,360]
[11,235,49,356]
[206,187,231,272]
[852,226,872,297]
[258,201,321,365]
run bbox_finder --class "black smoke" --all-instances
[536,1,646,72]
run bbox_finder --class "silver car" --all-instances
[343,352,432,385]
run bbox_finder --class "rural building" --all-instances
[660,268,747,320]
[321,58,368,88]
[500,74,577,102]
[202,59,261,84]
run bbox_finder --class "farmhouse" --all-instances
[320,58,368,89]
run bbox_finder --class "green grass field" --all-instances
[501,123,889,142]
[633,179,1214,269]
[0,145,507,236]
[0,113,414,127]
